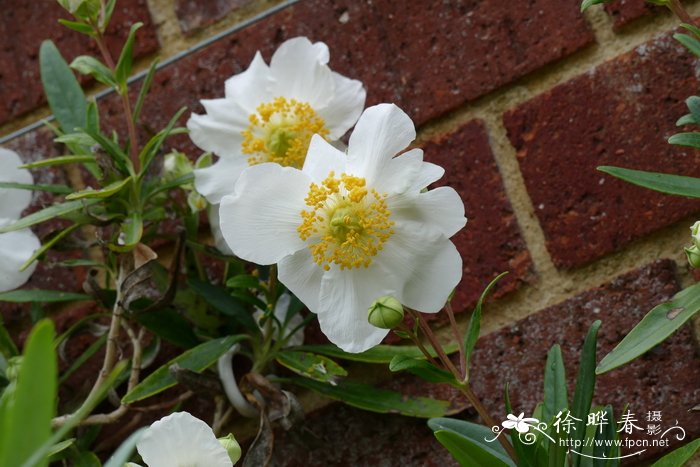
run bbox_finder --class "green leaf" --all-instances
[0,198,100,233]
[681,22,700,39]
[187,278,260,334]
[276,351,347,384]
[135,308,200,349]
[0,317,18,357]
[651,438,700,467]
[674,32,700,59]
[108,212,143,252]
[103,427,146,467]
[504,384,537,467]
[20,155,95,169]
[0,290,92,303]
[571,320,601,467]
[669,131,700,149]
[428,418,515,466]
[580,0,611,12]
[122,335,243,404]
[138,108,187,174]
[145,173,194,199]
[57,19,94,36]
[81,126,131,175]
[59,334,107,384]
[592,405,619,467]
[686,96,700,126]
[389,355,456,384]
[20,224,80,271]
[296,342,459,364]
[226,274,264,290]
[598,281,700,373]
[0,320,56,467]
[543,344,568,424]
[66,176,132,200]
[71,451,101,467]
[46,438,75,459]
[0,181,73,194]
[286,377,450,418]
[133,59,159,123]
[115,22,143,85]
[100,0,117,31]
[464,272,508,381]
[435,430,512,467]
[676,114,696,127]
[39,40,87,133]
[70,55,117,87]
[597,166,700,198]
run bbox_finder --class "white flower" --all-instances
[189,36,366,205]
[502,413,539,434]
[136,412,233,467]
[0,148,40,293]
[218,104,466,352]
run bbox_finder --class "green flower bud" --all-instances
[368,296,404,329]
[5,356,22,382]
[195,152,214,169]
[187,191,207,213]
[690,220,700,249]
[57,0,100,19]
[218,434,242,464]
[163,151,193,183]
[686,245,700,269]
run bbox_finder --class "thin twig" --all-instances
[444,301,466,380]
[668,0,697,27]
[408,309,460,378]
[397,323,440,367]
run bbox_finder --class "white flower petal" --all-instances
[317,72,366,139]
[186,99,247,158]
[278,248,324,314]
[389,187,467,238]
[137,412,232,467]
[224,51,272,113]
[301,135,348,183]
[412,162,445,190]
[373,148,424,195]
[347,104,416,185]
[0,148,32,220]
[207,204,234,255]
[194,156,250,204]
[219,163,308,265]
[317,268,393,353]
[269,37,335,108]
[0,228,40,293]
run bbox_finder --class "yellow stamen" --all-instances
[297,172,394,270]
[241,97,329,168]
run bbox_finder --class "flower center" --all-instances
[241,97,330,169]
[298,172,394,271]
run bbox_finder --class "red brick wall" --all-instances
[1,0,699,464]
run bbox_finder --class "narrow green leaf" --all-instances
[103,428,146,467]
[389,355,456,384]
[674,32,700,59]
[0,290,92,303]
[428,418,515,466]
[20,155,95,169]
[276,351,347,384]
[71,451,101,467]
[681,23,700,39]
[0,320,56,467]
[20,224,80,271]
[597,166,700,198]
[580,0,611,12]
[65,176,131,200]
[39,40,87,133]
[571,320,601,467]
[46,438,75,459]
[0,198,100,234]
[135,308,200,349]
[226,274,264,290]
[676,114,696,127]
[115,22,143,84]
[297,342,459,364]
[0,317,18,357]
[59,334,107,384]
[133,59,159,123]
[592,405,619,467]
[686,96,700,126]
[138,108,187,174]
[287,377,450,418]
[187,278,260,334]
[504,384,536,467]
[145,173,194,199]
[464,272,508,381]
[651,438,700,467]
[597,281,700,373]
[669,131,700,149]
[122,335,243,404]
[108,211,143,253]
[86,100,100,133]
[57,19,94,36]
[57,259,105,268]
[543,344,568,423]
[100,0,117,31]
[435,430,511,467]
[0,181,73,195]
[81,127,131,175]
[70,55,117,87]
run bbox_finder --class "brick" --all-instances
[604,0,660,30]
[175,0,255,34]
[421,120,534,311]
[270,403,458,466]
[0,0,158,125]
[504,32,700,269]
[470,259,699,462]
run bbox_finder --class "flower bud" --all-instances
[690,220,700,249]
[368,296,404,329]
[218,434,242,464]
[57,0,100,19]
[5,356,22,382]
[187,191,207,213]
[163,151,193,183]
[686,245,700,269]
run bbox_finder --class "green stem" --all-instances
[444,301,466,380]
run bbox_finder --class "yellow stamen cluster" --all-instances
[241,97,329,168]
[298,172,394,271]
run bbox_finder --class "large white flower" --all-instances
[0,148,40,292]
[190,36,366,205]
[135,412,234,467]
[218,104,466,352]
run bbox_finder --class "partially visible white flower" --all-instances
[502,413,539,434]
[189,36,366,205]
[0,148,40,293]
[136,412,234,467]
[253,292,304,348]
[218,104,466,353]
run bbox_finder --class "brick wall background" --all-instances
[1,0,699,465]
